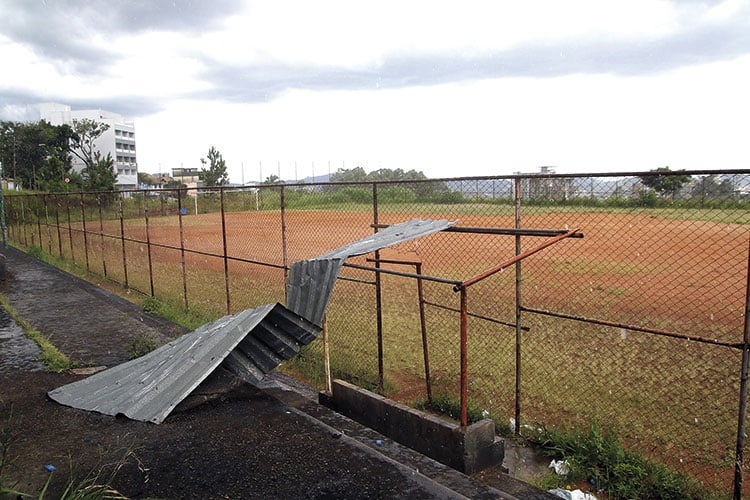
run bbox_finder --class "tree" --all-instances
[69,118,117,191]
[638,166,691,200]
[84,153,118,192]
[200,146,228,187]
[691,174,734,201]
[0,120,76,191]
[263,174,280,184]
[330,166,368,183]
[70,119,110,171]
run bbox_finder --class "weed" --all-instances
[413,392,488,425]
[141,296,162,314]
[26,245,44,259]
[124,331,161,360]
[528,421,713,499]
[0,294,75,372]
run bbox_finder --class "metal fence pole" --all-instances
[119,199,128,288]
[416,262,432,401]
[65,196,74,262]
[44,195,52,254]
[34,206,41,248]
[20,199,27,246]
[220,187,231,315]
[177,189,189,310]
[54,196,62,257]
[373,182,384,392]
[460,285,468,427]
[281,185,289,299]
[144,204,155,297]
[733,236,750,499]
[0,179,6,248]
[97,196,107,277]
[80,193,90,271]
[514,176,522,435]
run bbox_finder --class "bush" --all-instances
[530,421,710,499]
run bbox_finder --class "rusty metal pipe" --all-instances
[220,188,231,314]
[733,236,750,499]
[460,286,468,427]
[177,188,189,310]
[455,228,580,291]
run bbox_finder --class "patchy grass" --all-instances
[0,294,75,372]
[528,421,718,499]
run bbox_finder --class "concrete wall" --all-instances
[323,379,504,474]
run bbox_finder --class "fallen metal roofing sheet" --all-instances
[286,218,456,325]
[48,303,321,423]
[48,218,455,423]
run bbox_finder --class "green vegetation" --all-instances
[0,294,75,372]
[413,392,487,425]
[530,421,713,499]
[124,331,161,360]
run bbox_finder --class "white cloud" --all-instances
[2,0,749,180]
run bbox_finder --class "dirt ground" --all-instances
[0,246,548,499]
[133,209,747,340]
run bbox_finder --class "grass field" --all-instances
[10,201,749,495]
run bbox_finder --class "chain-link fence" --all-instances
[4,169,749,496]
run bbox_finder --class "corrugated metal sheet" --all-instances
[287,218,456,325]
[48,218,455,423]
[48,303,321,423]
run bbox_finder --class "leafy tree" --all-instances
[200,146,229,187]
[328,166,445,198]
[70,119,110,171]
[138,172,155,186]
[330,166,368,183]
[638,166,692,199]
[84,153,118,192]
[0,120,76,191]
[691,174,734,201]
[263,174,280,184]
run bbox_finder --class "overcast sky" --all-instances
[1,0,749,182]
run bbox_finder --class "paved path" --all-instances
[0,245,185,367]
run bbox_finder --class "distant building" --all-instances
[171,167,202,195]
[39,103,138,190]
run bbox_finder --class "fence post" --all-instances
[0,179,6,248]
[514,176,522,435]
[80,193,90,271]
[54,196,62,257]
[733,236,750,499]
[220,187,231,315]
[44,195,52,254]
[65,196,74,262]
[34,205,41,248]
[20,199,27,247]
[97,196,107,277]
[144,202,155,297]
[177,189,189,310]
[281,185,289,299]
[416,262,432,401]
[460,286,468,427]
[373,182,384,392]
[119,198,128,288]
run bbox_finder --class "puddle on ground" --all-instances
[0,307,44,372]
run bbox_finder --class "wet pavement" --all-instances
[0,245,554,499]
[0,306,43,372]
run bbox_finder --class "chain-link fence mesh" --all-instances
[3,170,749,496]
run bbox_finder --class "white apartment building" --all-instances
[39,103,138,190]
